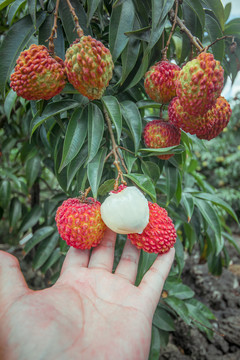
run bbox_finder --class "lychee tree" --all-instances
[0,0,240,356]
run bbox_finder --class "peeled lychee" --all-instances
[176,52,224,116]
[143,119,181,159]
[55,197,106,250]
[64,36,114,100]
[10,44,66,100]
[100,186,149,234]
[127,202,177,254]
[144,61,180,104]
[168,96,231,139]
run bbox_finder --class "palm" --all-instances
[0,229,174,360]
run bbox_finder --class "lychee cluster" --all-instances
[10,36,113,101]
[168,52,231,140]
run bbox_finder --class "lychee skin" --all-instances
[127,202,177,254]
[168,96,231,139]
[55,197,106,250]
[64,36,114,100]
[198,97,232,140]
[10,44,66,100]
[176,52,224,116]
[144,61,181,104]
[143,119,181,160]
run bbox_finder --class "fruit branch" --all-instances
[204,35,235,53]
[65,0,84,38]
[162,0,179,60]
[103,107,127,190]
[169,8,204,52]
[47,0,60,55]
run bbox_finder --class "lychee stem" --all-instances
[103,107,127,190]
[203,35,235,53]
[161,0,179,60]
[47,0,60,55]
[65,0,84,38]
[169,8,204,52]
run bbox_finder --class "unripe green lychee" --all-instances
[144,61,180,104]
[127,202,177,254]
[55,197,106,250]
[176,52,224,116]
[168,96,231,139]
[10,44,66,100]
[64,36,114,100]
[100,186,149,234]
[143,119,181,160]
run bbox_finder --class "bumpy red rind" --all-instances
[55,197,106,250]
[128,202,177,254]
[10,44,66,100]
[143,119,181,160]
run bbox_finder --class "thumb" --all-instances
[0,251,29,307]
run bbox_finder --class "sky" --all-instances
[221,0,240,99]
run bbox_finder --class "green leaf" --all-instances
[224,2,231,23]
[98,179,115,196]
[148,326,161,360]
[59,107,87,172]
[174,237,185,275]
[141,161,161,185]
[9,197,22,230]
[168,283,194,300]
[165,164,179,206]
[185,298,215,336]
[124,173,156,202]
[121,100,142,155]
[184,0,205,29]
[120,37,141,84]
[194,198,222,254]
[88,103,105,163]
[24,226,55,255]
[205,13,225,61]
[135,251,158,286]
[125,50,149,90]
[194,192,239,223]
[109,0,135,62]
[224,18,240,36]
[26,155,41,188]
[41,248,62,274]
[102,96,122,143]
[87,0,101,26]
[27,0,37,27]
[8,0,26,25]
[0,168,21,188]
[33,232,59,270]
[4,89,17,120]
[202,0,225,29]
[0,0,15,11]
[123,150,137,173]
[0,12,46,96]
[181,193,194,222]
[31,100,79,136]
[66,143,88,190]
[164,296,191,325]
[87,147,107,198]
[153,308,175,331]
[146,0,174,55]
[0,180,11,208]
[139,145,185,156]
[20,205,42,234]
[54,138,68,192]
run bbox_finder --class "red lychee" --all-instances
[144,61,181,104]
[64,36,114,100]
[10,44,66,100]
[55,197,106,250]
[143,119,181,160]
[176,52,224,116]
[127,202,177,254]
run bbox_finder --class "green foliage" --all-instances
[0,0,239,358]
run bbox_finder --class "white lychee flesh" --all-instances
[100,186,149,234]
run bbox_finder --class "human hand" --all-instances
[0,229,175,360]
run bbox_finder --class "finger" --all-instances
[139,248,175,316]
[0,251,28,302]
[114,239,140,283]
[60,247,90,275]
[88,228,116,271]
